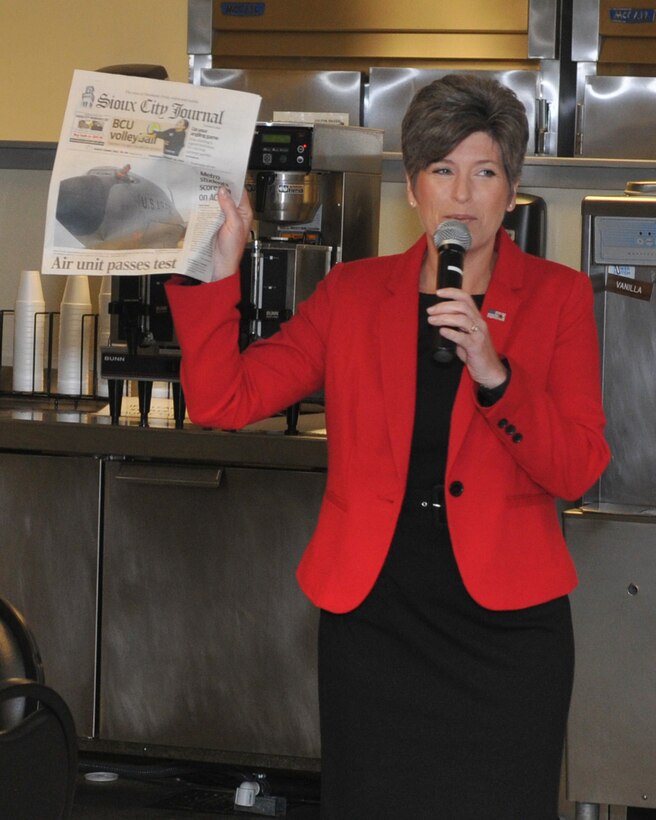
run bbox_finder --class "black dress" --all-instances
[318,293,573,820]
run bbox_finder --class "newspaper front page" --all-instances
[42,70,261,283]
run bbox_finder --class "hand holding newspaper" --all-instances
[42,70,261,283]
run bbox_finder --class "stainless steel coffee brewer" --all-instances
[245,123,383,254]
[240,122,383,340]
[239,122,383,432]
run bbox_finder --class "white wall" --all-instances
[0,168,73,366]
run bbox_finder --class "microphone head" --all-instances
[433,220,472,251]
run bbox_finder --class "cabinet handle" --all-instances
[114,463,223,488]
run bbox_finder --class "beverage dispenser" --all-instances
[239,122,383,347]
[579,186,656,507]
[238,123,383,433]
[564,184,656,815]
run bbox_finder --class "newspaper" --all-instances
[42,70,261,283]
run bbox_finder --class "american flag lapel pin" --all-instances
[487,309,506,322]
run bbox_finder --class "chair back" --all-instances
[0,596,44,728]
[0,597,77,819]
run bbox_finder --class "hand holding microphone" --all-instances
[430,220,472,364]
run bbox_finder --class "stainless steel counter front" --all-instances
[0,399,328,771]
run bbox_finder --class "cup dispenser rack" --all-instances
[0,305,184,427]
[0,308,100,403]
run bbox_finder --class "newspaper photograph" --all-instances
[42,69,261,282]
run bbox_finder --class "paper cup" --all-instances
[13,270,46,392]
[58,275,92,395]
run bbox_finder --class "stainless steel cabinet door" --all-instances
[565,510,656,808]
[0,452,99,738]
[100,460,326,769]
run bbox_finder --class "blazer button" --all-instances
[498,418,508,429]
[505,424,516,435]
[512,432,523,443]
[449,481,464,497]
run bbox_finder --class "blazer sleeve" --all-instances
[473,270,610,502]
[165,270,334,429]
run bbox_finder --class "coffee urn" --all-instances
[240,122,383,345]
[238,123,383,432]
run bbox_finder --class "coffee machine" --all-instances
[238,122,383,432]
[100,274,185,426]
[239,122,383,345]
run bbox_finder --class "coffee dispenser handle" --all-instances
[255,172,275,214]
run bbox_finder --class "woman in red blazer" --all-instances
[166,74,609,820]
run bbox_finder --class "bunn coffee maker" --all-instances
[240,122,383,345]
[245,122,383,262]
[241,122,383,432]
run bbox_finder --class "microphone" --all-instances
[431,220,472,364]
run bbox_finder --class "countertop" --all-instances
[0,395,328,470]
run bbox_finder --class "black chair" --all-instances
[0,596,44,722]
[0,597,78,820]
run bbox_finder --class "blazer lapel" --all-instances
[379,238,426,482]
[481,231,525,353]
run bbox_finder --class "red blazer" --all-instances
[166,230,610,613]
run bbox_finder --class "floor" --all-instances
[71,759,321,820]
[69,756,656,820]
[71,778,321,820]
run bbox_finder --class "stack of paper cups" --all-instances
[96,275,112,397]
[13,270,46,392]
[57,275,92,395]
